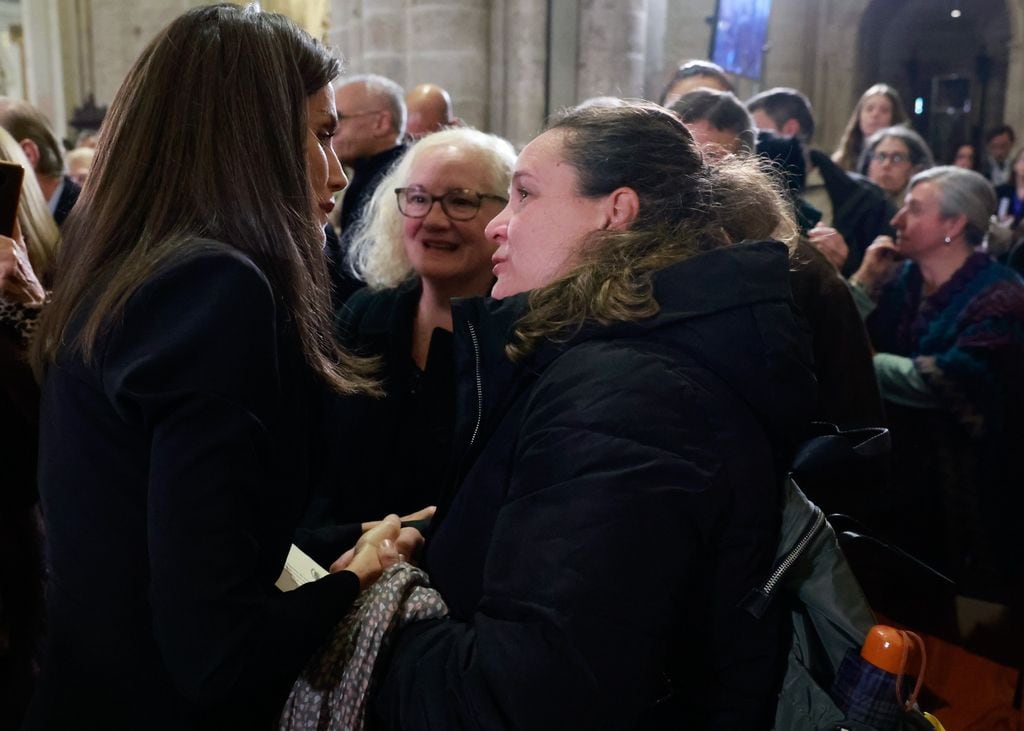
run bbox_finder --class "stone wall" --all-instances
[8,0,1023,156]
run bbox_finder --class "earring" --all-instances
[944,236,952,245]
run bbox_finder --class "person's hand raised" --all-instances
[852,235,902,291]
[0,222,45,305]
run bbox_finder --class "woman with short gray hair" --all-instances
[849,165,1024,603]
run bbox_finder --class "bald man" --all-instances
[330,74,408,303]
[405,83,458,139]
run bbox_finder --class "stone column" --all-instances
[405,0,490,130]
[1003,0,1024,135]
[490,0,546,146]
[359,0,405,83]
[577,0,648,101]
[21,0,67,135]
[327,0,364,70]
[656,0,715,100]
[810,0,871,152]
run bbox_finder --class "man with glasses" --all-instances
[329,74,408,303]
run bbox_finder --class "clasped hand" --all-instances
[331,506,434,589]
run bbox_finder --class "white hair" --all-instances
[347,127,516,289]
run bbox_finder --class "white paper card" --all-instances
[275,544,329,592]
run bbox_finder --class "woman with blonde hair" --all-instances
[832,83,908,172]
[298,128,514,563]
[369,102,817,729]
[0,126,60,307]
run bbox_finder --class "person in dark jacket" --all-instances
[326,75,409,304]
[25,6,411,729]
[0,122,63,729]
[371,102,817,729]
[298,129,514,565]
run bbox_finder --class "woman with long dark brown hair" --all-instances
[26,5,411,728]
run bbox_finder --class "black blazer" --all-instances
[28,248,359,730]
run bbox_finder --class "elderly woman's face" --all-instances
[305,83,347,243]
[859,94,893,138]
[868,136,914,196]
[399,145,504,292]
[485,129,611,299]
[891,181,957,261]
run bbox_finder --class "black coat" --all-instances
[28,249,360,730]
[810,149,896,276]
[296,279,455,567]
[53,175,81,227]
[373,241,817,729]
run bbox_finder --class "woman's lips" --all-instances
[422,239,458,251]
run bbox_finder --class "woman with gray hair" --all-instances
[300,128,515,561]
[850,166,1024,604]
[859,125,934,204]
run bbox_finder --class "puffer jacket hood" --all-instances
[451,239,817,456]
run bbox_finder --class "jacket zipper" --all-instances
[741,498,826,619]
[467,321,483,447]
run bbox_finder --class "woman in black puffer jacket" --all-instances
[373,102,818,730]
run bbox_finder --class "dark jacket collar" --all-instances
[352,144,407,177]
[450,240,816,457]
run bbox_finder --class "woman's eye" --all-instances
[517,187,530,202]
[409,193,429,204]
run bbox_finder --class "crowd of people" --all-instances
[1,3,1023,729]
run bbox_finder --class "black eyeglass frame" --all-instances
[394,187,508,221]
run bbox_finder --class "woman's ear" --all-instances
[605,187,640,231]
[944,212,968,242]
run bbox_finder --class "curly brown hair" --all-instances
[507,102,797,360]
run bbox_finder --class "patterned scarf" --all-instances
[279,564,448,731]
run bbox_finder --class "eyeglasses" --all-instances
[337,109,384,122]
[395,187,508,221]
[870,151,909,165]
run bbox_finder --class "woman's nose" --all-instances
[422,199,451,227]
[485,203,511,241]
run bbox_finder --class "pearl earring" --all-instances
[944,236,952,245]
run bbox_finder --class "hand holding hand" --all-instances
[330,514,402,590]
[808,225,849,272]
